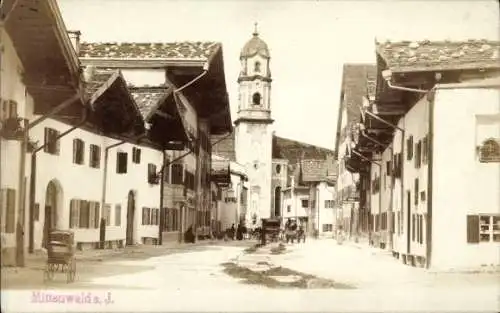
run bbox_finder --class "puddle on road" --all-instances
[221,262,355,289]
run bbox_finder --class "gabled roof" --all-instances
[300,156,337,184]
[340,64,377,125]
[376,39,500,73]
[334,64,377,159]
[211,132,235,161]
[130,87,171,120]
[79,42,221,62]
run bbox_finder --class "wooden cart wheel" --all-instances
[67,259,76,283]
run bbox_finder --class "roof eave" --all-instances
[79,57,207,69]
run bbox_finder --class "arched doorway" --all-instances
[274,186,282,217]
[42,180,63,248]
[126,190,136,246]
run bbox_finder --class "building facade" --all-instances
[342,39,500,270]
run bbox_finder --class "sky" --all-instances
[58,0,499,150]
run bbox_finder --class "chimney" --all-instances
[67,30,82,54]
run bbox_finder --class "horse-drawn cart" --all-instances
[261,218,281,245]
[43,230,76,283]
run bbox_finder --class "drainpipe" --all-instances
[28,108,89,253]
[158,150,166,245]
[426,90,435,268]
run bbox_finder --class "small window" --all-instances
[406,136,414,161]
[467,215,500,243]
[116,152,128,174]
[287,205,291,213]
[171,163,184,184]
[276,164,281,174]
[73,138,85,165]
[44,128,60,155]
[322,224,333,232]
[132,147,141,164]
[478,138,500,163]
[301,199,309,208]
[254,61,261,73]
[148,163,159,185]
[115,205,122,226]
[252,93,261,105]
[89,144,101,168]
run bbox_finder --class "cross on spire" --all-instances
[253,22,259,36]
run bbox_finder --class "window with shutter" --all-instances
[116,152,128,174]
[73,139,85,164]
[89,144,101,168]
[115,205,121,226]
[171,164,184,184]
[148,163,158,184]
[132,147,142,164]
[466,215,480,243]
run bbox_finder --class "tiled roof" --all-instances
[273,135,335,166]
[300,156,337,183]
[341,64,377,125]
[79,42,221,60]
[211,132,235,161]
[376,39,500,72]
[83,68,118,99]
[130,88,169,120]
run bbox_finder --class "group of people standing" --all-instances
[228,223,248,240]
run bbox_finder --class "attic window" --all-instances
[252,93,261,105]
[478,138,500,163]
[254,61,261,73]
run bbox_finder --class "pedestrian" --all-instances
[236,224,243,240]
[230,224,236,240]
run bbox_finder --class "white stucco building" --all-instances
[344,39,500,270]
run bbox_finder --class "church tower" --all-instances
[234,24,274,224]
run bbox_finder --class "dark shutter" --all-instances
[5,189,16,233]
[117,152,128,173]
[412,214,416,241]
[467,215,480,243]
